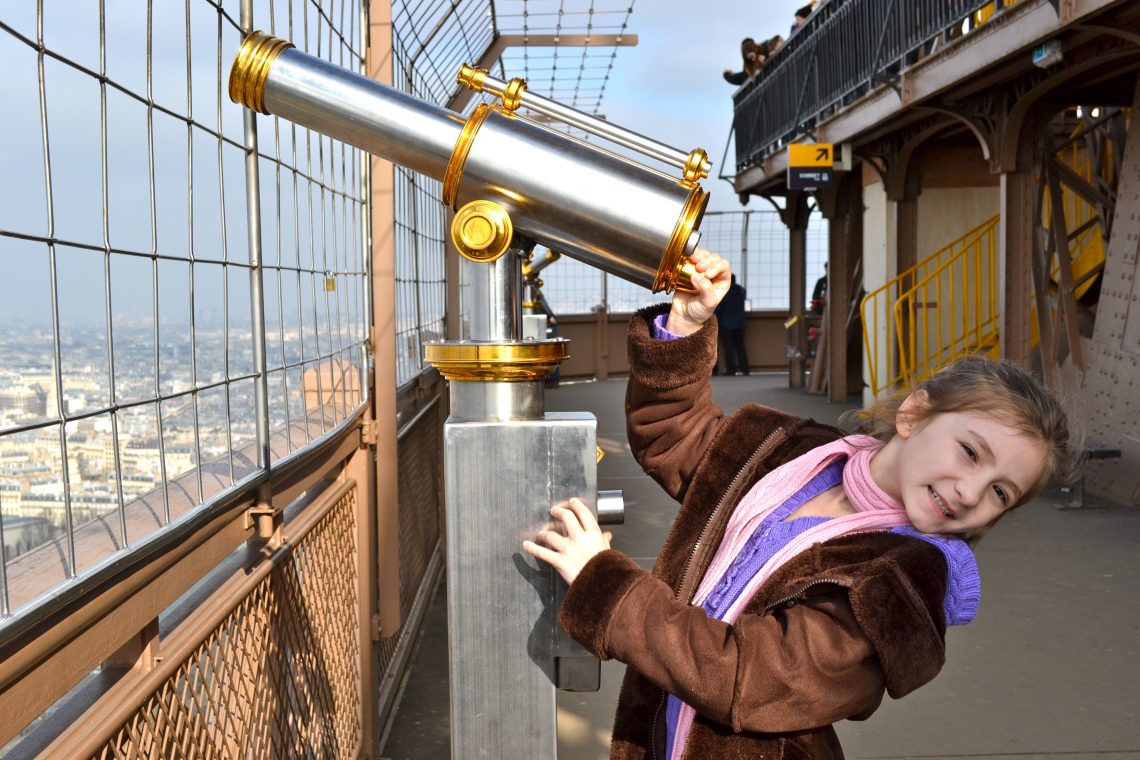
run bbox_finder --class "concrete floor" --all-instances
[380,374,1140,760]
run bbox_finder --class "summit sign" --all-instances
[787,143,834,190]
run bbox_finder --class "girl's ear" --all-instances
[896,389,930,438]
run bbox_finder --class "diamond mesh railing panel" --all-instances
[395,406,442,624]
[91,486,360,760]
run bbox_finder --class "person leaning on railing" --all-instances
[723,35,785,86]
[790,3,816,35]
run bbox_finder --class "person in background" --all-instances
[762,34,785,60]
[523,249,1079,759]
[714,273,750,375]
[723,38,763,86]
[811,261,828,315]
[792,3,815,35]
[724,36,786,86]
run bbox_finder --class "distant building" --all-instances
[0,383,46,417]
[1,515,56,559]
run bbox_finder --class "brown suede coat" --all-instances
[560,305,950,760]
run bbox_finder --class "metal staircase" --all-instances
[861,216,1000,396]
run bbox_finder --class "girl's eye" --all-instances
[994,485,1009,505]
[961,443,978,462]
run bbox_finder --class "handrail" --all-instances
[861,216,999,395]
[732,0,1012,170]
[891,225,1000,388]
[861,112,1113,396]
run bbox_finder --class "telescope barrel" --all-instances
[242,40,462,179]
[230,33,707,294]
[453,107,704,291]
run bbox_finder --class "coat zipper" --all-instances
[674,427,788,606]
[764,577,852,612]
[652,426,789,760]
[649,692,666,760]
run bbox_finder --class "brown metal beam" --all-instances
[1000,170,1036,367]
[368,0,404,640]
[821,174,863,402]
[1044,154,1087,369]
[781,192,811,388]
[1030,171,1058,384]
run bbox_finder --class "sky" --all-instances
[0,1,803,323]
[597,0,796,213]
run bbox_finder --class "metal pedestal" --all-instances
[443,380,598,758]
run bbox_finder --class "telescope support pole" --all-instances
[465,245,527,341]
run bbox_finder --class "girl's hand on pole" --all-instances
[523,497,613,585]
[666,248,732,336]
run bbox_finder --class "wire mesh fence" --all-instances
[538,208,830,316]
[0,0,369,621]
[390,1,641,384]
[391,0,492,387]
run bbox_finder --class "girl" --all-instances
[523,250,1077,760]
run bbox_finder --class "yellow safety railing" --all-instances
[973,0,1022,27]
[893,221,1000,390]
[861,216,999,396]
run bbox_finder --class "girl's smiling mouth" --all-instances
[930,487,955,518]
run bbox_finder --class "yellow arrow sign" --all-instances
[789,143,833,168]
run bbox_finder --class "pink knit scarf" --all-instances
[671,435,913,758]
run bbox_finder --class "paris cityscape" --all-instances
[0,316,354,563]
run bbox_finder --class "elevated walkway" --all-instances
[381,375,1140,759]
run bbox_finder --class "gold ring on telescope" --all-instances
[424,341,571,381]
[229,31,294,114]
[654,184,709,294]
[501,78,527,111]
[683,148,711,183]
[443,103,499,209]
[456,64,488,91]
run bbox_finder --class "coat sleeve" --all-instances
[561,550,887,733]
[625,305,730,502]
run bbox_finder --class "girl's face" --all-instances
[874,393,1048,537]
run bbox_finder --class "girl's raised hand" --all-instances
[523,497,612,585]
[665,248,732,336]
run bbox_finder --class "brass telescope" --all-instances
[229,32,709,293]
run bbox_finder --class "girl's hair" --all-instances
[739,39,763,78]
[850,355,1082,507]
